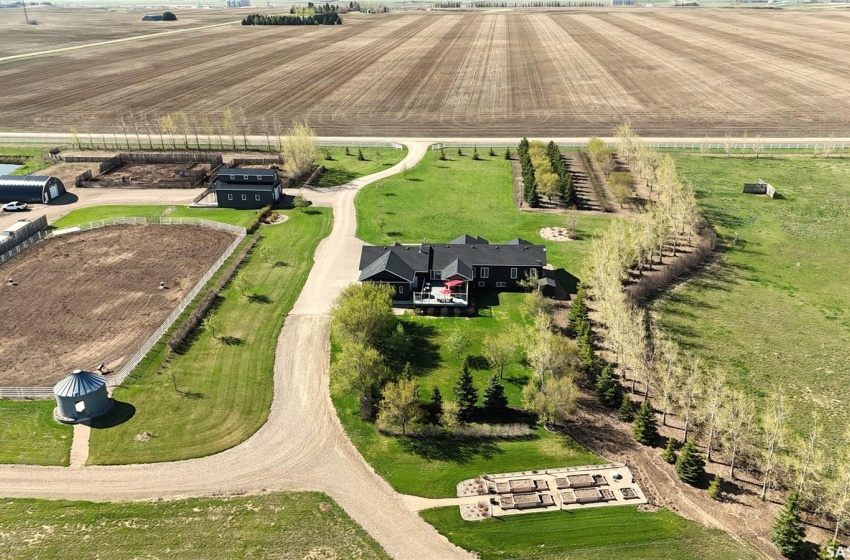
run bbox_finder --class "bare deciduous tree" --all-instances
[721,388,756,480]
[759,392,788,500]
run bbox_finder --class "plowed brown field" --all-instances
[2,8,850,136]
[0,225,235,387]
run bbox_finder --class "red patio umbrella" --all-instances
[440,288,452,295]
[444,280,464,287]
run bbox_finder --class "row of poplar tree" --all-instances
[577,122,850,557]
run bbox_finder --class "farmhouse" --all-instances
[214,167,281,209]
[0,175,66,204]
[358,234,547,307]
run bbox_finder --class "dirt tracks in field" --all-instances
[0,225,234,387]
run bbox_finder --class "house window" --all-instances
[255,194,261,201]
[472,268,475,279]
[243,175,249,180]
[480,267,489,279]
[430,270,437,280]
[241,194,247,201]
[229,174,235,180]
[397,285,404,294]
[478,281,485,287]
[510,268,518,279]
[496,282,506,288]
[227,194,233,201]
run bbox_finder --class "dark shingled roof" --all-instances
[440,258,473,280]
[358,236,547,281]
[215,167,279,189]
[506,238,534,245]
[449,234,489,245]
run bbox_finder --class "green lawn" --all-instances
[52,205,259,229]
[316,146,408,187]
[0,147,52,176]
[332,293,600,499]
[86,206,332,464]
[0,401,72,466]
[355,150,613,289]
[0,492,389,560]
[421,506,759,560]
[656,156,850,440]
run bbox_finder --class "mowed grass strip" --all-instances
[0,401,72,466]
[316,146,408,187]
[355,150,613,280]
[0,492,389,560]
[421,506,759,560]
[86,207,332,464]
[51,205,258,229]
[332,294,600,499]
[657,156,850,440]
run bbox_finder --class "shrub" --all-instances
[708,474,722,500]
[617,398,634,422]
[246,205,272,234]
[662,437,677,464]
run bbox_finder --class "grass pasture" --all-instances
[0,401,72,466]
[355,150,613,290]
[421,506,759,560]
[0,492,389,560]
[332,293,600,499]
[657,155,850,440]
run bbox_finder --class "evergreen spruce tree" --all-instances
[675,440,706,485]
[567,283,588,334]
[504,147,511,160]
[473,146,480,160]
[618,397,634,422]
[632,399,658,445]
[489,146,496,157]
[345,146,351,156]
[771,491,805,558]
[453,358,478,422]
[662,436,678,464]
[595,365,623,408]
[483,374,509,416]
[430,386,443,423]
[708,474,722,500]
[439,147,446,161]
[357,147,365,161]
[457,146,464,157]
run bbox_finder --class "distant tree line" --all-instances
[241,12,342,25]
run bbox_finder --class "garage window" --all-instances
[227,194,233,201]
[480,267,489,279]
[255,194,261,201]
[510,268,518,279]
[496,282,506,288]
[243,175,249,180]
[229,174,235,180]
[478,281,485,287]
[242,194,247,201]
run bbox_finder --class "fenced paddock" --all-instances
[0,218,245,396]
[0,215,48,265]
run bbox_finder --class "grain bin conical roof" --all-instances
[53,369,106,398]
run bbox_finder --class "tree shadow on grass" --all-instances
[319,168,357,187]
[89,401,135,429]
[399,436,504,464]
[247,293,272,304]
[220,335,243,346]
[397,322,441,375]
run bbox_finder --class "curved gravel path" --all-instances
[0,141,473,560]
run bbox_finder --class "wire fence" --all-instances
[0,217,247,399]
[0,230,48,265]
[435,141,850,151]
[108,228,245,387]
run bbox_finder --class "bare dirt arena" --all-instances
[0,225,235,387]
[2,7,850,136]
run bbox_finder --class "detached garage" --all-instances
[0,175,66,204]
[214,167,281,210]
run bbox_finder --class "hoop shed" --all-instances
[0,175,66,204]
[53,369,113,424]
